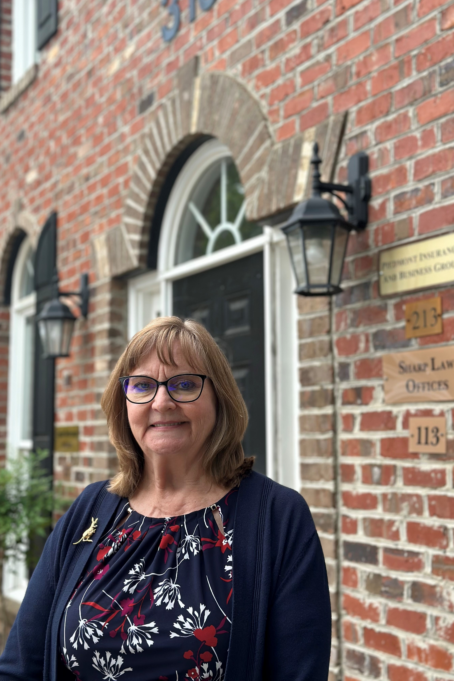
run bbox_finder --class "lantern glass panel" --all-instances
[330,224,350,287]
[302,223,333,286]
[286,227,306,289]
[38,317,75,357]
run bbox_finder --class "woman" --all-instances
[0,317,331,681]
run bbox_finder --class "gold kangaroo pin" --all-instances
[73,517,98,545]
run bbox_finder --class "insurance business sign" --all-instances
[379,232,454,297]
[383,346,454,403]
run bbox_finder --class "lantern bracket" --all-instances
[310,142,371,231]
[54,272,89,318]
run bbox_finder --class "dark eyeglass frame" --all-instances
[119,373,207,404]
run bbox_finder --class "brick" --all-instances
[300,60,331,87]
[345,649,382,678]
[269,30,297,61]
[371,62,401,96]
[419,203,454,234]
[419,0,452,16]
[435,616,454,644]
[432,554,454,581]
[333,82,368,114]
[410,581,442,607]
[355,44,392,79]
[299,102,330,131]
[341,463,356,482]
[324,19,348,49]
[407,521,449,548]
[441,3,454,29]
[383,547,424,572]
[416,33,453,71]
[343,594,380,622]
[269,0,297,15]
[403,467,446,488]
[336,0,363,14]
[269,79,295,105]
[285,0,308,25]
[283,89,313,117]
[414,149,454,181]
[276,119,296,141]
[360,412,397,431]
[255,19,281,49]
[365,573,404,600]
[363,517,400,541]
[394,185,435,213]
[242,53,265,76]
[383,493,424,515]
[355,358,383,379]
[362,464,396,485]
[344,541,379,565]
[440,57,454,87]
[343,491,378,510]
[354,0,383,30]
[388,665,428,681]
[417,89,454,124]
[381,437,415,459]
[337,32,370,64]
[300,462,333,482]
[395,19,436,57]
[343,566,359,588]
[344,621,361,645]
[364,628,401,657]
[395,74,435,109]
[357,93,392,126]
[336,334,366,356]
[407,641,452,672]
[299,7,331,40]
[373,6,411,44]
[387,607,427,634]
[341,439,376,457]
[255,65,282,89]
[342,515,358,533]
[375,112,411,143]
[342,386,374,406]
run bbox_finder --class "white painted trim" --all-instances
[12,0,37,85]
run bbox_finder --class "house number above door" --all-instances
[161,0,217,42]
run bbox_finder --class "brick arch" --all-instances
[0,207,40,305]
[92,60,346,278]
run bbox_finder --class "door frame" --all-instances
[128,142,299,490]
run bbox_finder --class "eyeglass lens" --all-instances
[122,374,204,403]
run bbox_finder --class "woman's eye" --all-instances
[176,380,195,390]
[132,382,153,392]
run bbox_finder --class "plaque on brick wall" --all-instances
[54,426,79,452]
[405,297,443,339]
[409,416,446,453]
[383,346,454,403]
[379,232,454,297]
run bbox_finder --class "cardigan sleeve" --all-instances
[262,529,332,681]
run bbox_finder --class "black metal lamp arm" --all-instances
[53,271,89,318]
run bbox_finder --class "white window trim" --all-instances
[128,140,299,490]
[12,0,37,85]
[3,238,36,604]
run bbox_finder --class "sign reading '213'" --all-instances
[161,0,217,42]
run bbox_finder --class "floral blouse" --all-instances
[59,488,237,681]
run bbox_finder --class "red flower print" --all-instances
[200,652,213,662]
[133,530,141,540]
[159,534,176,550]
[194,625,218,647]
[183,650,193,659]
[187,669,199,680]
[133,614,145,625]
[96,546,110,562]
[119,597,135,616]
[94,564,109,580]
[170,525,180,531]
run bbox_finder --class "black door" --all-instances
[173,251,266,473]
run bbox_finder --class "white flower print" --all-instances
[92,651,133,679]
[119,620,159,654]
[62,646,79,673]
[170,603,210,638]
[176,532,201,561]
[154,578,185,609]
[70,618,106,650]
[224,529,233,548]
[224,555,232,580]
[123,558,147,594]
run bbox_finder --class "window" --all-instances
[12,0,37,84]
[3,237,36,603]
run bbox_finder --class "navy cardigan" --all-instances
[0,471,331,681]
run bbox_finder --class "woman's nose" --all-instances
[151,384,176,410]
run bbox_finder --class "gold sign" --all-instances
[383,346,454,403]
[409,417,446,453]
[379,232,454,296]
[54,426,79,452]
[405,297,443,339]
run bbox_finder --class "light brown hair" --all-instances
[101,316,253,498]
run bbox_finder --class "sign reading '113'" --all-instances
[161,0,217,42]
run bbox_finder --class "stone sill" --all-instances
[0,64,39,114]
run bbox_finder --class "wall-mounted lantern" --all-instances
[281,142,371,296]
[37,272,89,358]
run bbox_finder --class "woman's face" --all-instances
[125,343,217,463]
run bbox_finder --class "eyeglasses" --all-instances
[119,373,207,404]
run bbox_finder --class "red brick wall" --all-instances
[0,0,12,92]
[0,0,453,678]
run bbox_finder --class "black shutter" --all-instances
[29,212,57,574]
[37,0,58,50]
